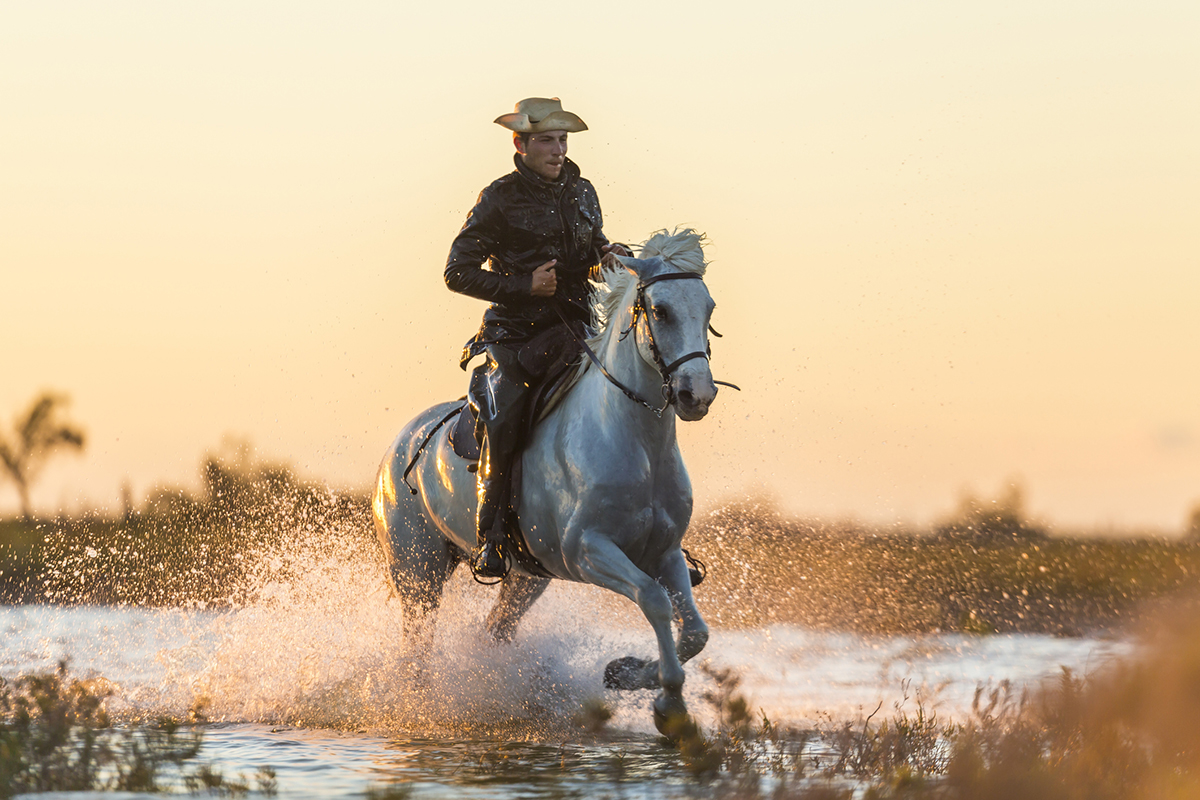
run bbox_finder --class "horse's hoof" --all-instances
[652,696,695,744]
[604,656,649,690]
[653,704,669,736]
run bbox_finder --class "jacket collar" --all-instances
[513,153,580,192]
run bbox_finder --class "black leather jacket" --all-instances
[446,155,610,367]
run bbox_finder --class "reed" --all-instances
[0,661,274,798]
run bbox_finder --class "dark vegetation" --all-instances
[3,385,1200,634]
[0,392,85,522]
[688,495,1200,635]
[2,389,1200,635]
[3,454,1200,637]
[0,442,369,607]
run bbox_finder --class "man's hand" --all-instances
[600,243,631,270]
[531,259,558,297]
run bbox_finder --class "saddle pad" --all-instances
[448,402,479,461]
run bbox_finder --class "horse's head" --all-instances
[616,252,719,422]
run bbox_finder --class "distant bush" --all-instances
[685,500,1200,635]
[4,470,1199,637]
[0,441,369,607]
[933,483,1047,543]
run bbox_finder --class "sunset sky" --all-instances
[3,1,1197,531]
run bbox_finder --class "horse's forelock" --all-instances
[639,228,708,276]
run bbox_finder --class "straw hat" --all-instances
[494,97,588,133]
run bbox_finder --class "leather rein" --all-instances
[558,271,740,418]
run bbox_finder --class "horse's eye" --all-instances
[653,305,669,322]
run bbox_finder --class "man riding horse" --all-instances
[444,97,630,578]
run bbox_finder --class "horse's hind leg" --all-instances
[376,499,463,655]
[394,537,461,654]
[486,572,550,642]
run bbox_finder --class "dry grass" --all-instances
[630,602,1200,799]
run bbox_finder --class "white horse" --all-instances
[373,229,722,733]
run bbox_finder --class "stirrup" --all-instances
[470,539,511,584]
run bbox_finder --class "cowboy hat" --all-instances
[494,97,588,133]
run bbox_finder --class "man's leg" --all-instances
[470,345,531,578]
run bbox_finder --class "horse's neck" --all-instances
[580,310,677,446]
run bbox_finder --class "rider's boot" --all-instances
[470,474,510,579]
[468,345,526,581]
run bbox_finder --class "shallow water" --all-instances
[4,570,1132,799]
[2,519,1137,796]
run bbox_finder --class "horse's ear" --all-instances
[614,254,643,278]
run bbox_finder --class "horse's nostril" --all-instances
[677,389,695,406]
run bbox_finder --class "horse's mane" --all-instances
[588,228,709,337]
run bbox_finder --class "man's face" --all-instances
[516,130,569,181]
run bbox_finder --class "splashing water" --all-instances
[12,513,668,737]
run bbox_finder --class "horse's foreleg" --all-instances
[601,550,708,690]
[574,533,689,727]
[658,549,709,665]
[486,572,551,642]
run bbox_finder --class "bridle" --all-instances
[562,271,740,418]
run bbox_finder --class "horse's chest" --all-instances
[607,504,683,554]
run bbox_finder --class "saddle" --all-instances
[447,324,586,578]
[448,323,584,462]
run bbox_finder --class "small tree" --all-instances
[0,391,86,521]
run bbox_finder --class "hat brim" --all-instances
[494,110,588,133]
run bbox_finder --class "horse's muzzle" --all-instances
[673,373,717,421]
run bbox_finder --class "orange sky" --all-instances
[2,1,1198,531]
